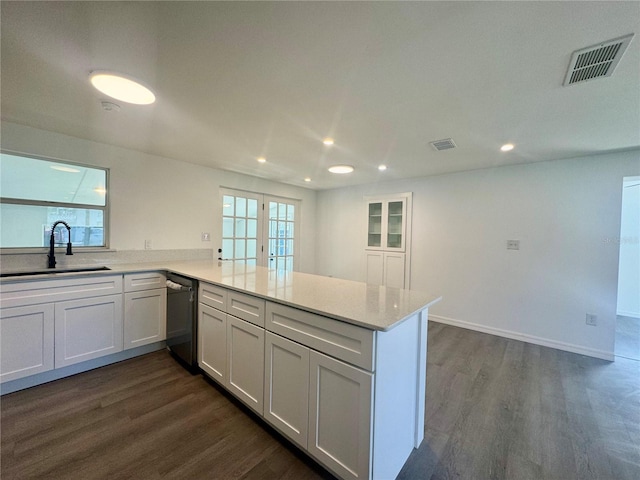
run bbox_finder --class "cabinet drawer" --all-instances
[199,282,227,311]
[124,272,167,292]
[228,291,265,327]
[266,302,374,371]
[0,275,123,309]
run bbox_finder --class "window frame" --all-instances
[0,150,111,253]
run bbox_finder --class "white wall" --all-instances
[617,177,640,318]
[316,150,640,360]
[1,121,317,273]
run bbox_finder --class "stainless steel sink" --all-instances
[0,266,112,278]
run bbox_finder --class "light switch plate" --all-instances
[201,232,211,241]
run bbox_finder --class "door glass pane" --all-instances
[247,239,257,258]
[223,196,234,216]
[236,218,246,237]
[222,238,233,257]
[236,198,246,217]
[247,199,258,218]
[222,217,234,237]
[247,219,257,237]
[234,239,245,259]
[278,203,287,220]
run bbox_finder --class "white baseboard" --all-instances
[617,310,640,319]
[428,314,614,362]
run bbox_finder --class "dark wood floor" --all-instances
[616,315,640,361]
[2,323,639,480]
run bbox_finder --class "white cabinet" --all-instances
[308,351,373,480]
[54,294,123,368]
[264,332,310,449]
[227,314,264,415]
[366,197,407,251]
[198,282,265,415]
[0,303,55,382]
[123,272,167,350]
[198,303,227,384]
[365,251,406,289]
[365,193,412,289]
[196,281,431,480]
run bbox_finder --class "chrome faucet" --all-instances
[48,220,73,268]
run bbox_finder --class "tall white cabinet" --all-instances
[365,193,412,289]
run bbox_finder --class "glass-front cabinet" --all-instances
[366,198,407,251]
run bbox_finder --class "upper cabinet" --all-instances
[366,196,408,252]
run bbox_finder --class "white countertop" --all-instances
[1,260,441,331]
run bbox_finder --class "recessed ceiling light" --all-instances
[323,138,334,146]
[304,177,311,182]
[50,165,80,173]
[89,71,155,105]
[378,164,387,171]
[500,143,515,152]
[328,165,354,174]
[257,157,266,163]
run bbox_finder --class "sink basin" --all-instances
[0,266,112,278]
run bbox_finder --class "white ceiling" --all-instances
[1,1,639,190]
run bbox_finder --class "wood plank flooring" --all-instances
[2,323,639,480]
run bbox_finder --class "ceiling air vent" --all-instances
[429,138,456,151]
[563,33,634,86]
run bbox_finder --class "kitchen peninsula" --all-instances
[0,260,440,480]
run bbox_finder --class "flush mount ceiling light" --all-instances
[378,164,387,171]
[257,157,267,163]
[304,177,312,182]
[328,165,354,174]
[89,71,155,105]
[323,138,334,146]
[500,143,515,152]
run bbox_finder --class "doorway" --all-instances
[615,176,640,361]
[220,188,301,272]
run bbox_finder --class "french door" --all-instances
[220,189,300,272]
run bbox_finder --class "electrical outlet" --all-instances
[144,239,152,250]
[586,313,597,326]
[201,232,211,241]
[507,240,520,250]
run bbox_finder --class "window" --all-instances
[220,188,300,272]
[0,152,108,249]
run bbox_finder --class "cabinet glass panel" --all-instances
[367,203,382,247]
[387,201,403,248]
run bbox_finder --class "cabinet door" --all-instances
[226,315,264,415]
[264,332,309,449]
[124,288,167,350]
[55,294,123,368]
[383,252,406,289]
[385,199,406,251]
[366,201,383,249]
[365,251,384,286]
[308,351,373,480]
[0,304,55,383]
[198,303,227,385]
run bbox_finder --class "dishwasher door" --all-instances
[166,273,198,372]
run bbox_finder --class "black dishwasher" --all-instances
[166,273,198,373]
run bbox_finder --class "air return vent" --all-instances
[563,33,634,86]
[429,138,456,151]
